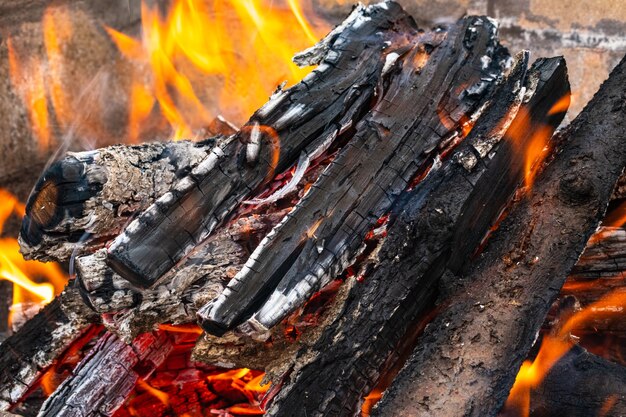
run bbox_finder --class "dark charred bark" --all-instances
[19,139,215,263]
[106,3,420,289]
[0,288,96,411]
[373,55,626,417]
[198,14,509,336]
[262,54,569,416]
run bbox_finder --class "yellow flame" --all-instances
[0,189,66,323]
[107,0,327,140]
[505,287,626,416]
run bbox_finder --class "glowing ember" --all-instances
[0,189,66,325]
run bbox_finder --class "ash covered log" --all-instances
[0,287,97,411]
[19,139,216,263]
[38,331,173,417]
[77,209,290,341]
[198,13,510,336]
[373,54,626,417]
[106,3,419,289]
[261,51,569,416]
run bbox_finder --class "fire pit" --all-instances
[0,1,625,416]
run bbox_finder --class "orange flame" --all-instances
[0,189,66,323]
[106,0,327,140]
[505,94,570,191]
[207,368,269,414]
[136,379,170,406]
[504,287,626,416]
[9,0,326,147]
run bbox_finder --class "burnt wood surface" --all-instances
[0,288,96,411]
[198,14,509,336]
[261,53,569,417]
[373,54,626,417]
[19,139,215,263]
[106,3,419,289]
[37,331,173,417]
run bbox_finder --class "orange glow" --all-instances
[505,287,626,416]
[0,189,66,323]
[137,379,170,406]
[106,0,327,140]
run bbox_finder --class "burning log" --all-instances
[500,345,626,417]
[198,12,509,337]
[76,209,291,341]
[105,2,419,289]
[0,287,96,411]
[373,54,626,417]
[37,331,173,417]
[19,139,216,262]
[260,51,570,416]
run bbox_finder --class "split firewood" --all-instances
[77,209,290,341]
[0,287,97,411]
[373,54,626,417]
[37,331,173,417]
[19,139,216,263]
[198,13,510,336]
[261,51,570,416]
[105,3,419,289]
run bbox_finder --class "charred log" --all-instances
[262,52,569,417]
[0,288,96,411]
[37,331,173,417]
[500,346,626,417]
[198,13,509,337]
[373,54,626,417]
[19,139,216,263]
[106,3,420,289]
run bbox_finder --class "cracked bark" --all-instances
[373,54,626,417]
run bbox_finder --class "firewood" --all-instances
[0,288,96,411]
[373,54,626,417]
[500,346,626,417]
[261,51,570,416]
[37,331,173,417]
[77,209,290,342]
[105,3,420,289]
[198,13,510,336]
[19,139,216,263]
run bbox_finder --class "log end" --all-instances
[19,155,105,258]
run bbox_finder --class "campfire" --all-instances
[0,1,625,416]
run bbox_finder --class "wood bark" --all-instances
[373,54,626,417]
[19,139,215,263]
[198,13,510,336]
[105,3,420,289]
[0,288,96,411]
[261,51,569,417]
